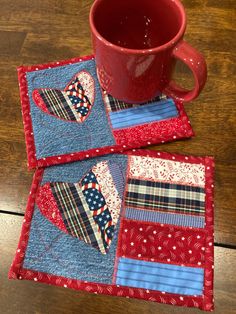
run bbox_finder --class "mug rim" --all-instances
[89,0,187,54]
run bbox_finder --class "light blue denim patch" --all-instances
[23,207,119,284]
[109,99,178,129]
[41,154,128,185]
[23,154,128,283]
[116,258,204,295]
[26,59,115,159]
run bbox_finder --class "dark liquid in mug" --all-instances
[104,11,165,49]
[94,0,181,50]
[111,13,163,49]
[94,0,181,49]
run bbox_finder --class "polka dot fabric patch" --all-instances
[9,150,214,311]
[18,55,194,169]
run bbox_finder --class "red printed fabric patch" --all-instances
[118,220,206,266]
[36,182,68,233]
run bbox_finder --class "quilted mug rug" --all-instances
[9,150,214,311]
[18,55,194,169]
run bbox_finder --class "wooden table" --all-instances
[0,0,235,313]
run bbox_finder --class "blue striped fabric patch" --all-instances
[108,162,125,198]
[116,258,204,295]
[125,208,205,228]
[109,99,178,129]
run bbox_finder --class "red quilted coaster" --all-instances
[18,55,194,169]
[9,150,214,311]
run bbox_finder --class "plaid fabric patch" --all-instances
[50,181,106,254]
[39,89,78,120]
[104,94,167,112]
[38,75,92,122]
[49,165,119,254]
[125,179,205,215]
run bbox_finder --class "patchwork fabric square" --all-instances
[9,150,214,311]
[18,55,194,169]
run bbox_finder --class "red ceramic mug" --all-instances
[89,0,207,103]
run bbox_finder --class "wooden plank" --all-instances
[0,139,33,213]
[0,31,26,55]
[0,0,92,16]
[0,0,235,247]
[0,214,235,314]
[20,31,92,63]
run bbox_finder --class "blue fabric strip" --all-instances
[109,99,179,129]
[116,258,204,295]
[125,207,205,228]
[107,162,125,199]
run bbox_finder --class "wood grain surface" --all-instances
[0,0,235,313]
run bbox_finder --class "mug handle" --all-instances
[164,40,207,102]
